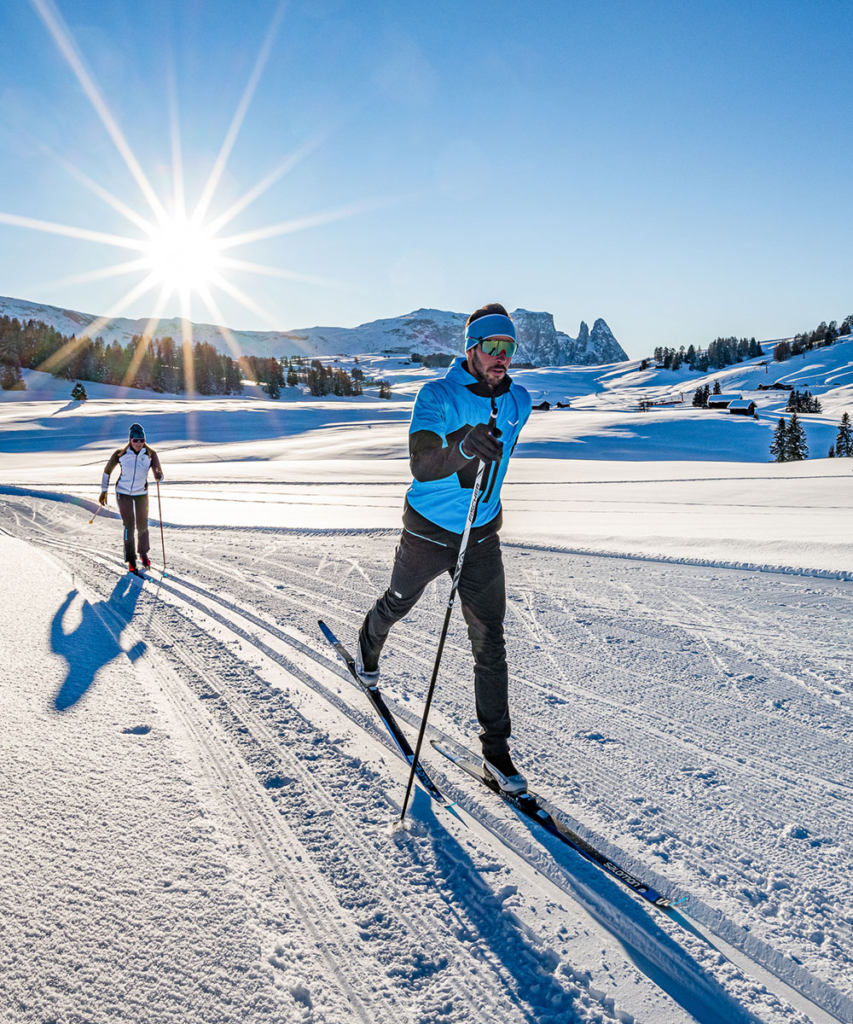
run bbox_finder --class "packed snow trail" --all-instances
[2,493,852,1023]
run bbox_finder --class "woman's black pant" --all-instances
[360,529,510,757]
[116,493,149,565]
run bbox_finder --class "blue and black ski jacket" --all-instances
[403,357,531,544]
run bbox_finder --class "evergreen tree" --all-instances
[773,340,791,362]
[835,412,853,457]
[378,380,392,399]
[71,381,88,401]
[786,412,808,460]
[692,384,710,408]
[712,380,722,395]
[1,359,25,390]
[770,418,788,462]
[828,445,835,458]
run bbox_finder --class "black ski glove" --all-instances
[99,491,107,505]
[154,469,163,481]
[460,422,503,463]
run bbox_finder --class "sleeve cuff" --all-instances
[458,439,475,460]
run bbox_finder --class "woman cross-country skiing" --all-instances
[99,422,164,573]
[357,303,532,794]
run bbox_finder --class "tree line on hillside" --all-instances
[240,354,391,399]
[772,317,850,362]
[652,337,762,373]
[650,313,853,374]
[0,314,392,399]
[0,315,242,394]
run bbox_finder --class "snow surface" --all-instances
[1,345,852,1024]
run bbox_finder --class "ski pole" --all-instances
[398,408,498,828]
[88,503,103,525]
[156,478,167,576]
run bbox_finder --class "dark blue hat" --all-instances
[128,423,145,440]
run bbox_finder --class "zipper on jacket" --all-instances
[129,451,139,494]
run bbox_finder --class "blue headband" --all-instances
[464,313,517,350]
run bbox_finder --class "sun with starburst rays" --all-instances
[0,0,375,394]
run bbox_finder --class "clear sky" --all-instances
[0,0,851,357]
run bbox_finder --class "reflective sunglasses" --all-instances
[477,336,518,358]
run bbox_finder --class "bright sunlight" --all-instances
[143,217,223,294]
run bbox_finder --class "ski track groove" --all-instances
[4,496,852,1023]
[63,561,395,1024]
[12,517,613,1023]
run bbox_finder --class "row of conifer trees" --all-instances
[771,412,852,461]
[0,315,242,394]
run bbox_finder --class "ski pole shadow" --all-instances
[397,786,592,1023]
[51,574,147,711]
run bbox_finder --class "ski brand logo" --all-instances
[604,860,646,891]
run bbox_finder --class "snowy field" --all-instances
[1,348,852,1024]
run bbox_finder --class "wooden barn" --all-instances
[728,399,757,416]
[532,401,551,411]
[707,392,742,409]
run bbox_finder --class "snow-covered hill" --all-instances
[0,294,628,365]
[3,316,853,1022]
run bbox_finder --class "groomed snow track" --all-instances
[2,490,851,1024]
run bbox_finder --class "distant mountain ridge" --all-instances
[0,295,627,366]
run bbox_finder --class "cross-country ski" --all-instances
[431,740,680,910]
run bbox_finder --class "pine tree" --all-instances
[378,380,392,399]
[712,380,722,395]
[1,360,25,390]
[828,446,835,458]
[770,418,788,462]
[71,381,88,401]
[786,412,808,460]
[835,412,853,457]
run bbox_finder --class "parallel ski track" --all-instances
[28,549,398,1024]
[29,502,852,859]
[27,546,542,1023]
[19,542,780,1024]
[4,497,851,1023]
[4,508,653,1023]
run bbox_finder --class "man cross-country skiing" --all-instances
[357,303,532,794]
[99,422,164,573]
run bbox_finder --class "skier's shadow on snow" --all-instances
[51,576,147,711]
[410,787,764,1024]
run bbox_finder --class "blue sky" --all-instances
[0,0,851,357]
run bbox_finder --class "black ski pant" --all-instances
[360,529,511,758]
[116,493,149,565]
